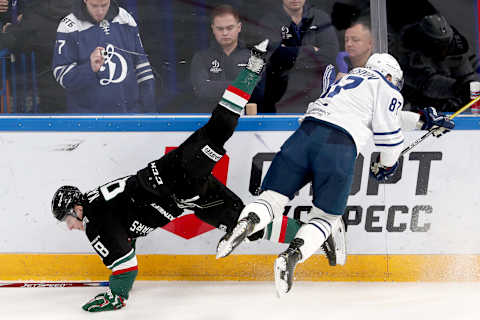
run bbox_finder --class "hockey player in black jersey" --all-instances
[50,39,269,312]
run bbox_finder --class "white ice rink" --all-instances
[2,281,480,320]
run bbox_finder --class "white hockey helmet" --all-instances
[365,53,404,90]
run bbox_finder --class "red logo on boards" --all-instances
[160,147,230,239]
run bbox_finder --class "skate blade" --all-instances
[216,240,232,259]
[274,256,288,298]
[216,221,248,259]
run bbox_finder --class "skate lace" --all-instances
[284,238,303,257]
[105,288,114,300]
[284,246,299,256]
[321,237,337,261]
[247,55,265,74]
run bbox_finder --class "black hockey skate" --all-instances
[274,238,304,297]
[216,212,260,259]
[321,218,347,266]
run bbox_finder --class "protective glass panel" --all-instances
[0,0,377,114]
[387,0,480,113]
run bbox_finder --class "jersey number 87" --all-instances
[322,75,364,98]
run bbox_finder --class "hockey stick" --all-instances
[400,96,480,156]
[0,281,109,288]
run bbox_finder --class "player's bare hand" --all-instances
[336,72,347,81]
[0,0,8,13]
[90,47,105,73]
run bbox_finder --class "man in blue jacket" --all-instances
[52,0,155,113]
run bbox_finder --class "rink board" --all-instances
[0,115,479,281]
[1,254,480,282]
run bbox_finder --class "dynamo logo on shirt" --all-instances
[210,60,222,73]
[99,44,128,86]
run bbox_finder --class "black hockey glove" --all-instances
[370,156,399,181]
[418,107,455,137]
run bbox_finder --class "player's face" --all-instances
[84,0,110,22]
[283,0,305,12]
[65,205,84,231]
[211,14,241,49]
[385,74,393,85]
[345,24,373,66]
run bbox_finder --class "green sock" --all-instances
[108,249,138,299]
[219,67,262,114]
[265,217,302,244]
[109,269,138,299]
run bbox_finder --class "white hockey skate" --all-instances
[321,217,347,266]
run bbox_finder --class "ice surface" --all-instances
[2,281,480,320]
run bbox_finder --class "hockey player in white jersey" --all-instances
[216,53,455,296]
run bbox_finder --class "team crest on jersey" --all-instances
[281,25,293,40]
[210,60,222,73]
[99,44,128,86]
[99,20,111,35]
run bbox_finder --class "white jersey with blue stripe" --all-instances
[305,67,419,166]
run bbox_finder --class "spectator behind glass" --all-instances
[393,14,480,112]
[52,0,155,113]
[337,17,373,78]
[0,0,72,113]
[254,0,339,113]
[189,4,262,113]
[0,0,23,32]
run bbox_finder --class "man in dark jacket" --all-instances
[247,0,339,113]
[393,14,480,112]
[190,4,262,113]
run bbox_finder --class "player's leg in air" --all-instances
[141,40,269,203]
[191,174,313,248]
